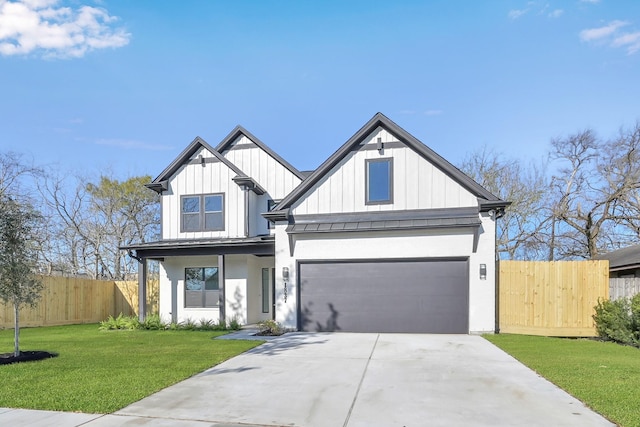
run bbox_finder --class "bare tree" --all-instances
[0,152,41,201]
[41,173,159,279]
[459,147,549,260]
[549,125,640,259]
[604,122,640,246]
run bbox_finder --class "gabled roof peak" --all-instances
[270,112,507,213]
[146,135,247,193]
[216,125,306,181]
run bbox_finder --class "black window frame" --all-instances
[180,193,225,232]
[365,158,393,205]
[184,267,220,308]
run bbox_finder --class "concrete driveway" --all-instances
[77,332,612,427]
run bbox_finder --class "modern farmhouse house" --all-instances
[125,113,507,334]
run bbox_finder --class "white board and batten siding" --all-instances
[162,147,245,240]
[291,127,478,215]
[222,135,302,200]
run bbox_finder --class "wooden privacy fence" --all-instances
[0,276,159,329]
[499,260,609,337]
[609,277,640,301]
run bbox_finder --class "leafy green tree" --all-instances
[0,197,44,357]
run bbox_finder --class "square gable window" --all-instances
[181,194,224,232]
[366,158,393,204]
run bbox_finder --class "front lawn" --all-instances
[485,334,640,427]
[0,324,261,413]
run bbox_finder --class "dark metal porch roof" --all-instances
[122,236,275,259]
[286,207,481,235]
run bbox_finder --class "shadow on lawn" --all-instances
[0,351,58,365]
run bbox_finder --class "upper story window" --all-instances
[181,194,224,232]
[365,158,393,204]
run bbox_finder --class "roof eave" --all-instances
[216,125,306,181]
[271,112,508,213]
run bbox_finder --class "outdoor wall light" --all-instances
[282,267,289,280]
[480,264,487,280]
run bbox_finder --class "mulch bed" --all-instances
[0,351,58,365]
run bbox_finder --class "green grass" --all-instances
[0,324,261,413]
[485,334,640,427]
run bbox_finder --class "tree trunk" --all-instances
[13,303,20,357]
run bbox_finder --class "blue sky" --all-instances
[1,0,639,180]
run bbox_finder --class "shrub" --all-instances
[592,298,637,345]
[180,318,198,331]
[197,318,217,331]
[257,319,283,336]
[140,314,167,330]
[100,314,239,332]
[631,294,640,340]
[228,317,242,331]
[99,313,137,331]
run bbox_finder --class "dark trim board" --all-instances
[132,242,275,259]
[296,257,470,333]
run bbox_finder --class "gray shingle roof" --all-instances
[597,244,640,270]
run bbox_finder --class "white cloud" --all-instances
[0,0,130,58]
[548,9,563,19]
[580,20,640,55]
[95,139,173,151]
[508,9,528,20]
[579,20,629,41]
[580,0,600,3]
[612,31,640,54]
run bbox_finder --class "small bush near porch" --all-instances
[485,334,640,427]
[0,324,260,413]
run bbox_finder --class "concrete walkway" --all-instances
[0,333,615,426]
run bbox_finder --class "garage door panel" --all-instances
[299,260,468,333]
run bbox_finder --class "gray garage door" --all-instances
[298,259,469,333]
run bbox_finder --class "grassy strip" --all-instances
[485,334,640,427]
[0,323,261,413]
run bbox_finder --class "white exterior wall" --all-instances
[292,128,478,215]
[222,135,302,200]
[224,254,248,324]
[274,215,497,333]
[162,147,245,240]
[158,254,275,325]
[159,255,221,324]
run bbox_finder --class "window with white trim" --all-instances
[185,267,219,308]
[181,194,224,232]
